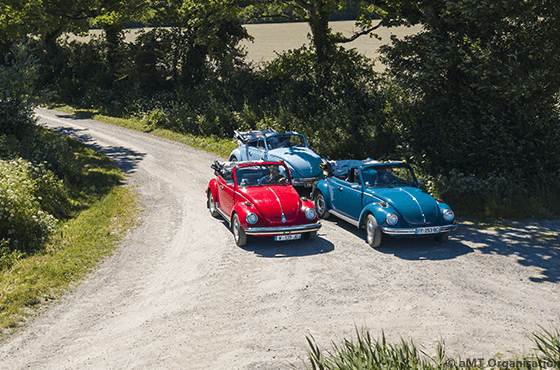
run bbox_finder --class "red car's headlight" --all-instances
[304,208,317,220]
[246,212,258,225]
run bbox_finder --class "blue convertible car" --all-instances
[228,129,324,187]
[312,159,457,247]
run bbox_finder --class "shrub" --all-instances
[0,158,61,256]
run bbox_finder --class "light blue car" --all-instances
[228,129,324,187]
[312,159,457,247]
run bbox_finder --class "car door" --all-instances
[248,138,266,160]
[217,174,235,218]
[331,170,362,220]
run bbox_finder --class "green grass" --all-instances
[299,327,560,370]
[0,130,139,338]
[0,186,138,337]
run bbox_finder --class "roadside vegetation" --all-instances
[1,0,560,364]
[0,44,138,336]
[298,326,560,370]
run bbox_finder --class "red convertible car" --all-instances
[207,161,322,246]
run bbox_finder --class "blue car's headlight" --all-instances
[304,208,317,220]
[246,212,258,225]
[443,209,455,222]
[386,213,398,226]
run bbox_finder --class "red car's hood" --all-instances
[240,185,301,226]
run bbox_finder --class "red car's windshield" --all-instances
[235,164,291,187]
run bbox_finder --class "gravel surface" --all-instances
[1,107,559,369]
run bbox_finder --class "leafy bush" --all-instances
[0,43,39,137]
[0,158,61,256]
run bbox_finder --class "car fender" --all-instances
[228,147,243,161]
[358,202,394,228]
[207,179,219,202]
[311,180,333,211]
[232,203,252,228]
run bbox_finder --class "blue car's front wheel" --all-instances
[366,214,382,248]
[314,191,330,219]
[229,155,238,162]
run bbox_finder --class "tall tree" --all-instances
[373,0,560,179]
[245,0,384,69]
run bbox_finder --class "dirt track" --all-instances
[0,107,559,369]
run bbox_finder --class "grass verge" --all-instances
[0,131,139,339]
[299,327,560,370]
[0,186,138,338]
[50,105,237,159]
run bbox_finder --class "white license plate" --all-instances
[275,234,302,241]
[416,226,441,234]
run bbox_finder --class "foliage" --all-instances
[300,329,456,370]
[373,0,560,218]
[533,325,560,367]
[0,158,60,261]
[377,0,560,177]
[1,121,125,267]
[300,326,560,370]
[0,42,41,137]
[243,0,383,67]
[0,186,137,335]
[239,0,367,23]
[243,46,394,159]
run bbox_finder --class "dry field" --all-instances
[68,21,420,70]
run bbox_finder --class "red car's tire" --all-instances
[303,231,317,240]
[232,213,247,247]
[207,191,219,218]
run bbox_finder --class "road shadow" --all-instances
[215,220,335,257]
[325,218,473,261]
[40,122,145,175]
[454,219,560,283]
[325,216,560,283]
[241,235,335,258]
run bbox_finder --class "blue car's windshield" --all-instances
[265,134,306,149]
[362,165,417,187]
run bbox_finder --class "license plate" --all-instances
[416,226,441,235]
[275,234,302,241]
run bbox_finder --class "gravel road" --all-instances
[1,107,559,370]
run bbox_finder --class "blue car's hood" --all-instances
[268,148,323,178]
[367,186,440,226]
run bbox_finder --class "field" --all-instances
[68,21,421,70]
[241,21,421,69]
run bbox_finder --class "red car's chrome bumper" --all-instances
[245,222,322,236]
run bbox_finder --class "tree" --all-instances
[0,43,40,137]
[373,0,560,181]
[244,0,384,70]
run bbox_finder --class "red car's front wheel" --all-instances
[207,191,219,218]
[232,213,247,247]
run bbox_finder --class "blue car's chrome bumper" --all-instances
[245,222,322,236]
[381,223,457,236]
